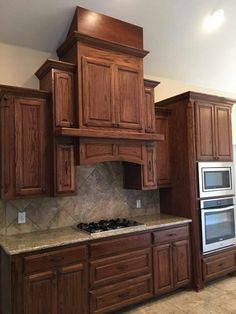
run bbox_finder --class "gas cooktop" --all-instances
[76,218,143,234]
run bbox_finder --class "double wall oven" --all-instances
[198,162,236,254]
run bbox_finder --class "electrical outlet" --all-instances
[18,211,26,224]
[136,199,141,208]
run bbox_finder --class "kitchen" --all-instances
[0,1,236,313]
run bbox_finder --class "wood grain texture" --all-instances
[144,79,160,133]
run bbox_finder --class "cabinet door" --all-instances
[214,105,232,160]
[115,65,143,130]
[155,113,171,187]
[56,143,76,194]
[144,84,155,133]
[153,244,173,295]
[58,263,87,314]
[142,145,157,189]
[24,271,57,314]
[172,239,191,288]
[15,97,48,197]
[54,70,74,127]
[82,56,115,128]
[195,102,215,161]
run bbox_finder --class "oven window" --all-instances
[204,170,231,190]
[205,209,235,244]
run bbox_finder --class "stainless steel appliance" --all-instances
[198,162,234,199]
[201,197,236,254]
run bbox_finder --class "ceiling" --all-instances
[1,0,236,93]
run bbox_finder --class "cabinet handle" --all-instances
[168,233,177,237]
[112,123,119,128]
[218,263,224,267]
[50,256,64,263]
[116,264,128,271]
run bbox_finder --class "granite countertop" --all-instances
[0,213,191,255]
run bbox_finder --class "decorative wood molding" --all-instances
[144,79,160,88]
[56,127,164,142]
[57,31,149,59]
[35,59,76,79]
[0,84,50,99]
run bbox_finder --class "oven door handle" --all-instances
[203,206,234,213]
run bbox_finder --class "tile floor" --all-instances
[119,276,236,314]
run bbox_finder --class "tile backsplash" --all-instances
[0,162,160,236]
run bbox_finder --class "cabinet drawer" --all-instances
[24,246,87,274]
[153,225,189,244]
[203,251,236,281]
[90,233,151,258]
[90,248,152,288]
[90,274,153,314]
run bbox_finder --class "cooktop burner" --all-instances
[76,218,142,234]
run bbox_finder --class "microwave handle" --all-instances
[203,206,234,213]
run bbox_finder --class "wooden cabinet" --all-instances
[89,232,153,314]
[123,144,157,190]
[202,249,236,282]
[144,79,160,133]
[0,86,50,200]
[82,55,143,131]
[36,59,76,128]
[195,102,232,161]
[55,142,76,195]
[155,107,171,187]
[153,225,191,296]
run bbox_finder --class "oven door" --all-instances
[201,205,236,254]
[198,162,234,198]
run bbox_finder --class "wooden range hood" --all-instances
[35,6,163,191]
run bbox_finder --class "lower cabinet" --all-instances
[153,226,191,295]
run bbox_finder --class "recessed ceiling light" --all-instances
[202,9,225,32]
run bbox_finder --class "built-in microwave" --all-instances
[198,162,234,199]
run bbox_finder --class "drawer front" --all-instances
[90,233,151,258]
[90,248,152,288]
[203,252,236,281]
[153,225,189,244]
[24,246,87,274]
[90,274,153,314]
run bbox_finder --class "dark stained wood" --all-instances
[24,246,87,274]
[90,233,151,258]
[156,91,235,291]
[144,79,160,133]
[24,271,57,314]
[66,6,144,49]
[115,65,143,130]
[90,248,152,288]
[82,56,115,128]
[215,105,232,160]
[55,142,76,194]
[173,239,191,288]
[153,244,173,295]
[56,127,164,141]
[35,59,76,80]
[202,249,236,282]
[15,97,47,197]
[153,225,189,244]
[58,262,88,314]
[155,108,171,187]
[195,102,215,160]
[89,274,153,314]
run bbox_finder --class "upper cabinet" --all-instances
[144,79,160,133]
[0,86,50,200]
[195,102,232,161]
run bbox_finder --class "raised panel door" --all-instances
[144,85,155,133]
[58,263,87,314]
[142,145,157,189]
[56,143,76,194]
[153,244,173,295]
[115,65,143,130]
[214,105,232,160]
[173,239,191,288]
[195,102,215,160]
[54,70,74,127]
[24,271,57,314]
[82,56,115,127]
[15,97,47,196]
[155,113,171,187]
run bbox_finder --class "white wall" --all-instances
[0,42,236,143]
